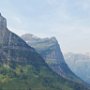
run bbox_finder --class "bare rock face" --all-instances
[0,13,7,29]
[0,13,89,90]
[21,34,80,81]
[0,13,7,44]
[0,14,27,47]
[0,14,44,66]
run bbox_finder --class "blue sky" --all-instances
[0,0,90,54]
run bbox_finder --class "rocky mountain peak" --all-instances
[21,34,80,81]
[0,13,7,30]
[22,33,58,46]
[0,13,8,45]
[0,14,33,51]
[51,36,57,41]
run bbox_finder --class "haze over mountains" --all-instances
[64,53,90,84]
[21,34,80,82]
[0,13,89,90]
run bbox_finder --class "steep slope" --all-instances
[64,52,90,84]
[0,13,89,90]
[21,34,81,82]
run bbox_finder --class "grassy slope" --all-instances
[0,62,89,90]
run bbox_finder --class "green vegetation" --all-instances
[0,38,89,90]
[0,63,89,90]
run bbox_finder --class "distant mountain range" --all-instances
[64,52,90,84]
[0,13,89,90]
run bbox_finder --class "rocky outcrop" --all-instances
[0,13,7,29]
[0,13,7,45]
[0,14,44,66]
[21,34,81,81]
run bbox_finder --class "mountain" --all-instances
[0,13,89,90]
[21,34,84,82]
[64,52,90,84]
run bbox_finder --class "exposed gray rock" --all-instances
[21,34,81,81]
[0,14,44,67]
[0,13,7,29]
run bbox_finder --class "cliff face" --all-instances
[0,13,7,29]
[21,34,81,81]
[0,13,7,45]
[0,14,45,68]
[0,14,89,90]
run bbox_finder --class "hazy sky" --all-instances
[0,0,90,54]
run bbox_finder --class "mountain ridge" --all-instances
[64,52,90,84]
[0,13,89,90]
[21,33,85,82]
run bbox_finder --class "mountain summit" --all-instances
[0,13,44,67]
[0,13,7,29]
[0,13,7,44]
[0,13,89,90]
[21,34,80,81]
